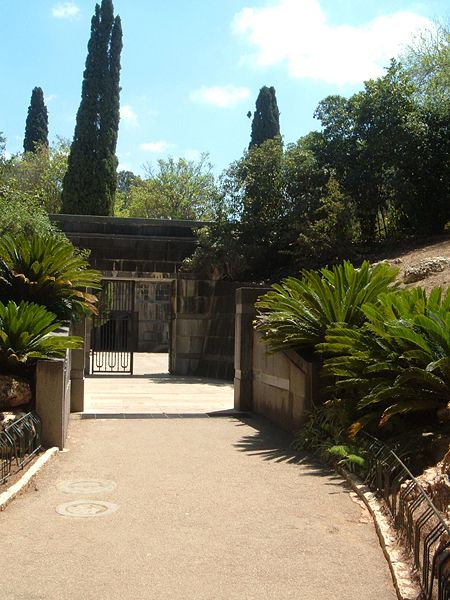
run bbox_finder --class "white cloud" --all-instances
[139,141,174,153]
[232,0,431,85]
[120,105,138,126]
[190,85,250,108]
[45,94,57,104]
[52,2,80,19]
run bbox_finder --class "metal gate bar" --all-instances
[91,280,136,374]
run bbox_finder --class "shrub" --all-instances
[254,260,398,355]
[0,300,81,374]
[0,233,101,320]
[321,287,450,434]
[0,195,62,239]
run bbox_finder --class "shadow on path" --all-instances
[233,414,349,488]
[86,372,232,387]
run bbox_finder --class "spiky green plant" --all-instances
[0,233,101,320]
[321,287,450,434]
[254,260,398,354]
[0,300,82,372]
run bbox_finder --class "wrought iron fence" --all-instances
[364,434,450,600]
[0,412,42,485]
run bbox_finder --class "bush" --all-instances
[0,300,81,374]
[0,195,62,239]
[254,260,398,355]
[321,287,450,434]
[0,233,101,320]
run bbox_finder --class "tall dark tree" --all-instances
[62,0,122,215]
[249,86,281,148]
[23,87,48,153]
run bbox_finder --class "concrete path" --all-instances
[0,413,397,599]
[84,353,234,415]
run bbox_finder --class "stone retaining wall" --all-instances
[234,287,319,431]
[170,276,241,380]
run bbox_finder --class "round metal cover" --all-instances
[56,500,118,517]
[57,480,116,494]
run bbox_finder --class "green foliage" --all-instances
[315,61,450,238]
[0,300,81,373]
[294,177,356,268]
[0,196,62,239]
[249,86,281,148]
[121,154,221,220]
[217,138,295,278]
[23,87,48,153]
[293,402,366,473]
[322,287,450,434]
[401,20,450,111]
[254,260,398,354]
[181,223,244,280]
[0,233,101,320]
[62,0,122,215]
[1,138,69,213]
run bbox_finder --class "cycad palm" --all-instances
[254,260,398,354]
[0,233,101,320]
[0,300,81,372]
[322,287,450,433]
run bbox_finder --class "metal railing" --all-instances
[0,412,42,485]
[364,434,450,600]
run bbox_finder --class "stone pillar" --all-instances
[70,319,86,413]
[234,287,269,411]
[35,358,70,450]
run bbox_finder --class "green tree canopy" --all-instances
[23,87,48,153]
[401,20,450,111]
[249,86,281,148]
[0,138,69,213]
[121,154,221,221]
[62,0,122,215]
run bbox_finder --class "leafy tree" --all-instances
[62,0,122,215]
[124,154,221,220]
[294,177,356,268]
[314,62,444,240]
[0,196,61,239]
[0,138,69,213]
[249,86,281,148]
[401,20,450,111]
[23,87,48,153]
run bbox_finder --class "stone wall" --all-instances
[50,214,202,278]
[234,287,319,431]
[170,276,241,380]
[134,280,172,351]
[51,214,204,353]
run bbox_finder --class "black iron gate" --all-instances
[91,279,136,374]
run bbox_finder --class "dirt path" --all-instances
[0,415,396,600]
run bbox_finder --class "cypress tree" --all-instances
[23,87,48,153]
[62,0,122,215]
[249,86,281,148]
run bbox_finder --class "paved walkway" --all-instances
[84,353,234,415]
[0,368,397,600]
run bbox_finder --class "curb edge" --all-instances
[337,466,424,600]
[0,447,59,511]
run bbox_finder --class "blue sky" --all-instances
[1,0,447,176]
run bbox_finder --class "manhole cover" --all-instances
[56,500,118,517]
[57,480,116,494]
